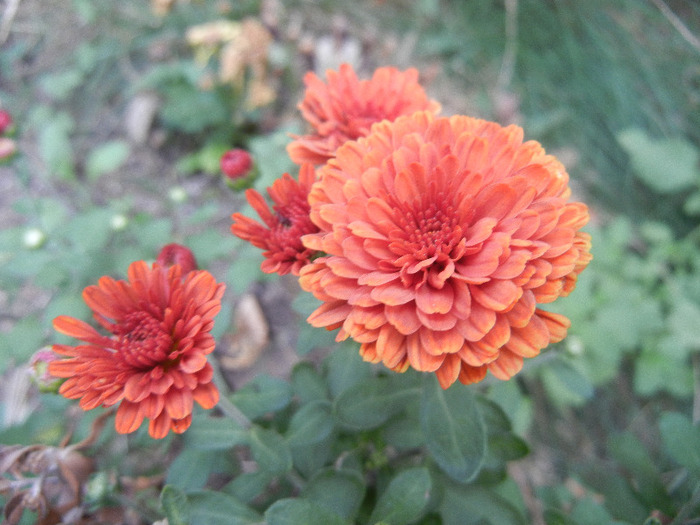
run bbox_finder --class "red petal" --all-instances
[193,382,219,409]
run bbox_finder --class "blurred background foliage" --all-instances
[1,0,700,524]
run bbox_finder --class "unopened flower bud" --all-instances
[29,347,63,392]
[0,110,12,135]
[221,148,252,178]
[156,243,198,273]
[0,137,16,161]
[221,148,258,190]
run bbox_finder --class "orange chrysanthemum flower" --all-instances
[49,261,226,439]
[287,64,441,165]
[299,111,592,388]
[231,163,320,276]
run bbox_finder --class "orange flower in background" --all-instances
[299,111,592,388]
[287,64,441,165]
[49,261,225,439]
[231,163,320,276]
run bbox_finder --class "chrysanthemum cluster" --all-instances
[232,63,592,388]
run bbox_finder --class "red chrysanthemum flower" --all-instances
[231,163,320,276]
[49,261,226,439]
[287,64,441,165]
[299,111,592,388]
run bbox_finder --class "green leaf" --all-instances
[323,342,372,399]
[333,376,419,430]
[160,485,191,525]
[85,140,130,181]
[291,362,329,404]
[65,208,115,253]
[439,482,528,525]
[660,412,700,478]
[302,468,365,520]
[188,490,262,525]
[264,498,350,525]
[369,467,432,525]
[230,374,292,420]
[165,449,218,491]
[160,84,229,133]
[285,400,334,447]
[608,432,672,513]
[617,128,700,194]
[249,426,292,475]
[224,469,275,504]
[37,111,75,180]
[183,414,249,450]
[420,375,487,483]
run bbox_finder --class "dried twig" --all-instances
[0,0,21,45]
[650,0,700,54]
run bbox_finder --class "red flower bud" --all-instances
[156,243,198,273]
[0,110,12,135]
[221,148,253,179]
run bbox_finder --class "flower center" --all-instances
[401,199,461,260]
[116,311,174,369]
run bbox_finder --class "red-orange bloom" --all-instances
[287,64,441,165]
[231,163,319,276]
[49,261,225,439]
[299,111,592,388]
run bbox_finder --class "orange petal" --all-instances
[419,327,464,356]
[385,303,422,335]
[415,283,454,314]
[171,414,193,434]
[506,314,549,358]
[457,300,496,341]
[434,354,461,389]
[148,412,172,439]
[536,309,571,343]
[457,363,488,385]
[407,333,445,372]
[115,400,145,434]
[487,350,523,381]
[471,279,521,312]
[193,382,219,409]
[164,388,194,420]
[376,325,407,370]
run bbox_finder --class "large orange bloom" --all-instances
[299,111,592,388]
[231,163,319,276]
[287,64,441,165]
[49,261,225,439]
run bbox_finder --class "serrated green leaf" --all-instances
[85,140,130,181]
[160,485,190,525]
[285,400,334,447]
[230,374,292,420]
[249,426,292,475]
[188,490,262,525]
[420,375,486,483]
[302,468,365,520]
[369,467,432,525]
[264,497,350,525]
